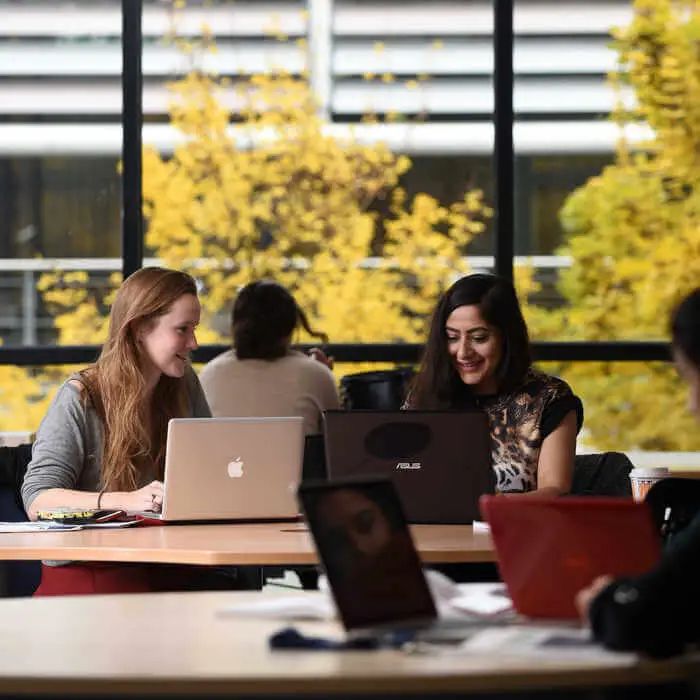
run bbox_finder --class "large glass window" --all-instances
[0,1,123,349]
[4,158,120,260]
[537,361,699,454]
[517,155,613,256]
[0,1,690,458]
[0,1,123,433]
[512,1,625,334]
[141,0,495,353]
[0,156,120,346]
[0,364,90,434]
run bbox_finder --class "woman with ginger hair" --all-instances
[21,267,216,595]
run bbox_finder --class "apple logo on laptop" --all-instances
[227,457,244,478]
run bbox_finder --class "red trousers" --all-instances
[34,562,246,596]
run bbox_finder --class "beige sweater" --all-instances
[199,350,341,436]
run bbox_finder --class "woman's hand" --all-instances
[575,575,613,624]
[308,347,334,369]
[121,480,164,513]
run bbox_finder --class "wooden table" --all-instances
[0,523,495,565]
[0,590,695,697]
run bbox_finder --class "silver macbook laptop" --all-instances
[138,416,304,522]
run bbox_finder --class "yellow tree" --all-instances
[142,29,491,357]
[0,271,119,432]
[537,0,700,450]
[0,364,47,435]
[143,83,489,349]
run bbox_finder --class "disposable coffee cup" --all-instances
[629,467,670,502]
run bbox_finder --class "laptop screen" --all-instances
[299,478,437,631]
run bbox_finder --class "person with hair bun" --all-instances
[200,280,340,435]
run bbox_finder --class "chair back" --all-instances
[570,452,634,497]
[0,444,41,597]
[339,367,415,410]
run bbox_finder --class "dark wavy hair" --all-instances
[232,280,328,360]
[408,273,531,408]
[671,288,700,369]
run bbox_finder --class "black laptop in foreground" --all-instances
[298,477,510,644]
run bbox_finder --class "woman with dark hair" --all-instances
[406,273,583,495]
[576,288,700,658]
[200,280,340,435]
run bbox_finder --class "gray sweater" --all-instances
[21,368,211,512]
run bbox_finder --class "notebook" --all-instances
[298,477,505,642]
[480,495,662,619]
[323,410,494,524]
[138,416,304,522]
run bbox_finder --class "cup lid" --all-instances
[629,467,671,478]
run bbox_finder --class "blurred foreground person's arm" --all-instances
[578,512,700,657]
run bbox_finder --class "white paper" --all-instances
[0,519,142,533]
[450,582,514,616]
[456,625,638,663]
[0,521,82,533]
[218,576,514,623]
[472,520,490,533]
[218,595,335,620]
[425,568,462,600]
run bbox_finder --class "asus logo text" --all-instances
[396,462,422,470]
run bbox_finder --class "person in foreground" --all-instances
[405,273,583,495]
[200,280,340,435]
[576,288,700,658]
[21,267,215,595]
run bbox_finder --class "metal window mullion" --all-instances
[121,0,144,279]
[0,342,672,367]
[493,0,515,281]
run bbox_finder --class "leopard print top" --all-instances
[472,369,582,492]
[404,369,582,493]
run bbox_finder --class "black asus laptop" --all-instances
[298,477,508,643]
[323,410,494,524]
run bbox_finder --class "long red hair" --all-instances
[79,267,198,492]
